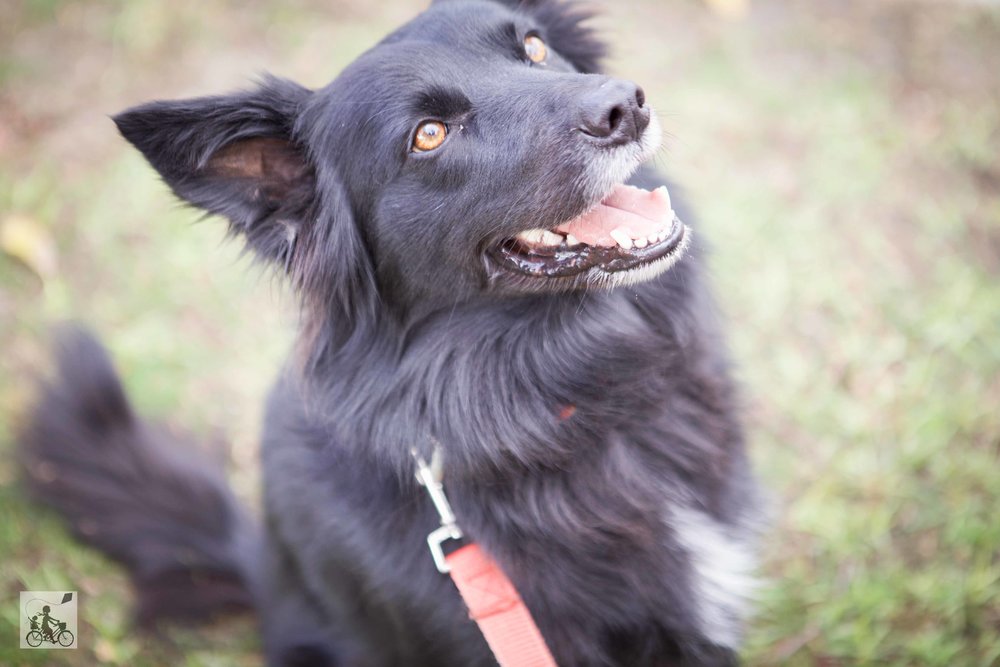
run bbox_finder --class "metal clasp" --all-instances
[412,445,463,573]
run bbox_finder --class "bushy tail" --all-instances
[18,325,258,626]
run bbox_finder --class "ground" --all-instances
[1,0,999,665]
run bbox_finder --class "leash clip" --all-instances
[411,445,463,573]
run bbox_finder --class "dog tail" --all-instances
[18,325,258,626]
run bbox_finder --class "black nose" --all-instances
[577,79,650,146]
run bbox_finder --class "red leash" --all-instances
[447,544,558,667]
[413,448,558,667]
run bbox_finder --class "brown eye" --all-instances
[412,121,447,152]
[524,35,547,63]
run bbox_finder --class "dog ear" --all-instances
[113,76,315,267]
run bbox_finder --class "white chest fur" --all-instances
[670,506,760,649]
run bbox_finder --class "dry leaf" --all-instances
[0,213,58,280]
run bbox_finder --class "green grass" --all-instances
[2,1,999,664]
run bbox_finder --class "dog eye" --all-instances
[524,35,547,63]
[412,121,447,152]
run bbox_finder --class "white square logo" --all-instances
[20,591,78,649]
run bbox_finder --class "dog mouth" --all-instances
[489,184,690,283]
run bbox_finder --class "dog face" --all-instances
[116,0,687,315]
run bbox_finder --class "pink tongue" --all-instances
[555,184,674,247]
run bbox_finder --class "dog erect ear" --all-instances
[113,76,315,266]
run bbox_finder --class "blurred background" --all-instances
[1,0,999,665]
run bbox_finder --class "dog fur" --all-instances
[19,1,760,665]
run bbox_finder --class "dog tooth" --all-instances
[633,236,648,248]
[516,229,546,245]
[565,233,581,247]
[609,228,634,250]
[540,230,564,246]
[653,185,673,212]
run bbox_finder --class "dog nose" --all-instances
[577,80,650,146]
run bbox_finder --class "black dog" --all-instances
[20,1,760,665]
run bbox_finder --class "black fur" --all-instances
[20,1,760,665]
[19,326,256,627]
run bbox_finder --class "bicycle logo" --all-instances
[20,591,77,650]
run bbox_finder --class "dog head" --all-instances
[115,0,687,323]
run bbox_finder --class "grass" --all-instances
[2,0,999,665]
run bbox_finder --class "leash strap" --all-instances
[412,446,558,667]
[446,544,559,667]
